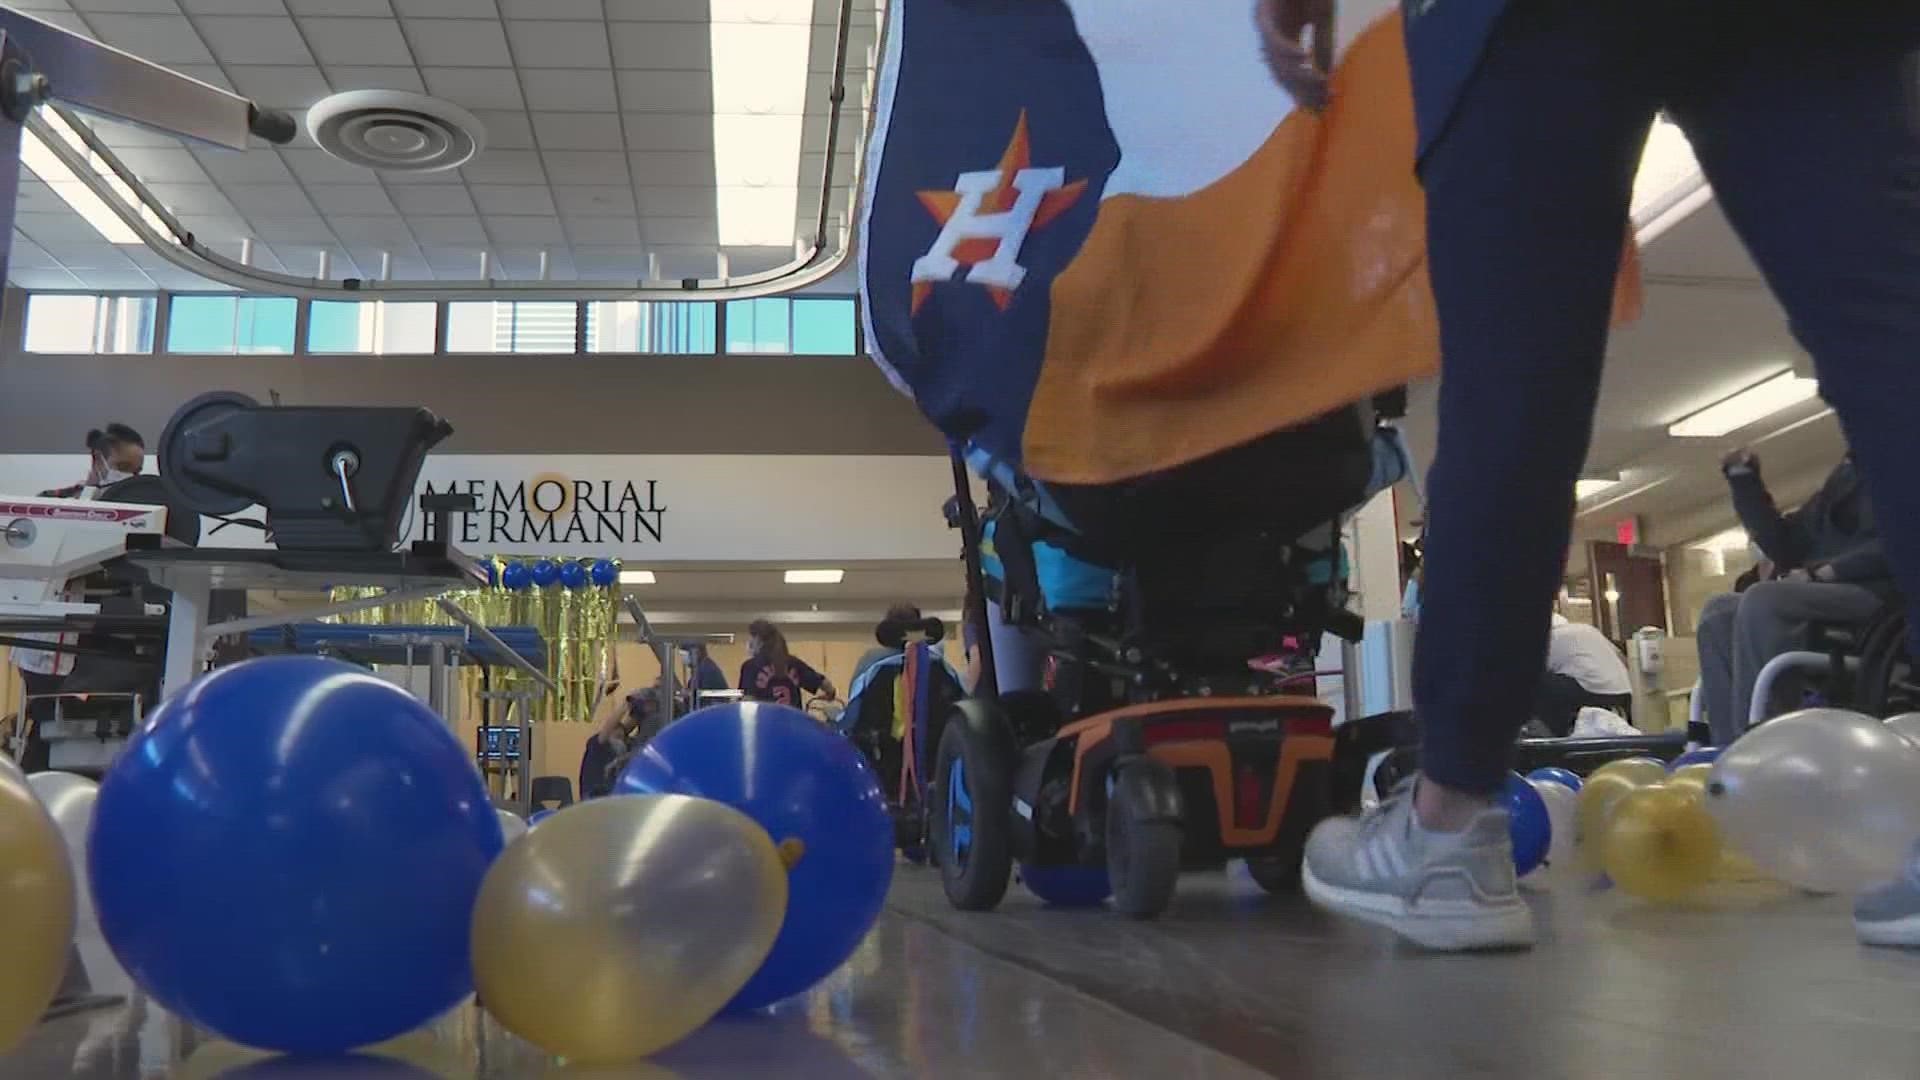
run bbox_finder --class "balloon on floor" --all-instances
[1502,773,1551,876]
[0,758,74,1054]
[471,795,787,1064]
[1706,708,1920,893]
[89,656,503,1054]
[1529,779,1577,875]
[496,808,529,845]
[1601,783,1721,901]
[618,702,894,1011]
[1883,712,1920,746]
[1575,758,1666,850]
[1021,863,1113,907]
[1525,766,1582,794]
[25,770,97,928]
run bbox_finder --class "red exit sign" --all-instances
[1614,516,1642,546]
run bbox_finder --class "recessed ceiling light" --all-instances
[784,569,844,585]
[709,1,810,248]
[620,569,656,585]
[1668,371,1821,438]
[20,122,140,245]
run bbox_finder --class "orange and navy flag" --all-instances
[860,2,1639,486]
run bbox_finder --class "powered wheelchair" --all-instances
[836,614,966,862]
[925,393,1413,918]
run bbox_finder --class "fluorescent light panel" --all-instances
[1668,371,1821,438]
[619,569,657,585]
[784,569,844,584]
[710,0,810,247]
[1630,116,1707,236]
[20,121,141,245]
[1691,526,1751,554]
[1574,479,1617,500]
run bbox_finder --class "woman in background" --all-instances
[738,619,837,708]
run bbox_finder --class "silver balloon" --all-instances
[25,771,97,928]
[1707,708,1920,892]
[1528,779,1577,877]
[1885,712,1920,746]
[495,807,528,846]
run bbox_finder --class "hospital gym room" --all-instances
[3,0,1920,1075]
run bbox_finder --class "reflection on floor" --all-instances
[7,863,1920,1078]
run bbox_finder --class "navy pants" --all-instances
[1413,0,1920,793]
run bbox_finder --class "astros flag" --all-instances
[859,1,1639,486]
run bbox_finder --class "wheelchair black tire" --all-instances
[1856,610,1915,718]
[1107,762,1183,918]
[930,719,1013,911]
[1246,849,1304,895]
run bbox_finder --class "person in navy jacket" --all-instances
[1259,0,1920,950]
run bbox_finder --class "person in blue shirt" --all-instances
[676,642,732,711]
[738,619,837,709]
[1260,0,1920,950]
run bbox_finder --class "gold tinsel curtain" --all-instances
[328,556,620,728]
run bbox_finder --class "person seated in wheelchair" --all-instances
[839,611,963,803]
[1696,448,1894,746]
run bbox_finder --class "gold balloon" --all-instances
[470,795,788,1066]
[0,764,76,1053]
[1667,763,1713,802]
[1574,771,1645,849]
[1601,782,1721,901]
[1589,756,1669,787]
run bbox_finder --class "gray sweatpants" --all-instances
[1696,580,1883,746]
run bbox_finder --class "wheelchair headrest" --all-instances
[876,615,947,649]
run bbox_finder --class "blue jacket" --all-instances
[1728,457,1889,587]
[1401,0,1513,162]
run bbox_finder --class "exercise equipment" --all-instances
[89,655,501,1054]
[158,391,450,552]
[1021,863,1113,907]
[618,702,893,1011]
[1526,766,1582,793]
[0,758,74,1053]
[1502,773,1550,876]
[1601,783,1721,901]
[24,771,96,928]
[470,794,787,1064]
[1706,708,1920,893]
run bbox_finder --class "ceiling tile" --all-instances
[21,10,96,36]
[470,111,535,149]
[615,71,711,112]
[628,151,713,187]
[328,215,411,242]
[71,0,181,13]
[299,17,413,65]
[109,147,211,184]
[505,21,611,67]
[405,18,510,66]
[192,147,294,182]
[530,112,623,150]
[645,217,717,245]
[250,218,337,243]
[553,185,636,216]
[325,65,427,93]
[392,0,492,15]
[75,270,161,289]
[604,0,708,19]
[469,185,555,215]
[648,247,719,279]
[409,217,488,243]
[279,147,381,184]
[10,268,85,289]
[86,13,213,63]
[459,149,545,183]
[499,0,599,16]
[223,65,332,111]
[178,0,280,14]
[225,184,319,216]
[542,152,629,185]
[483,216,566,244]
[621,114,712,152]
[7,234,59,269]
[307,185,399,214]
[564,217,642,244]
[172,214,251,243]
[522,71,619,112]
[387,185,475,215]
[288,0,389,13]
[609,22,710,70]
[635,186,718,217]
[193,15,314,64]
[422,68,523,110]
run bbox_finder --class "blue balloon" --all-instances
[480,559,497,586]
[558,560,588,589]
[500,561,532,592]
[528,808,558,825]
[1503,773,1551,875]
[530,559,560,587]
[588,558,619,587]
[1021,863,1111,907]
[90,656,501,1054]
[1526,766,1583,793]
[617,703,893,1011]
[1670,747,1722,770]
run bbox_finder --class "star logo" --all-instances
[909,111,1087,314]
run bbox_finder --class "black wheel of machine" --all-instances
[1106,761,1182,918]
[929,712,1014,911]
[1245,847,1304,895]
[1856,610,1919,717]
[157,390,261,515]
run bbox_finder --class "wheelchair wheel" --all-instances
[1106,761,1182,918]
[930,715,1013,911]
[1245,849,1303,895]
[1857,611,1920,717]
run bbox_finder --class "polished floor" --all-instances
[7,863,1920,1079]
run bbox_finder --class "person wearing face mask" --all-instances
[677,642,731,711]
[39,424,146,499]
[738,619,837,709]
